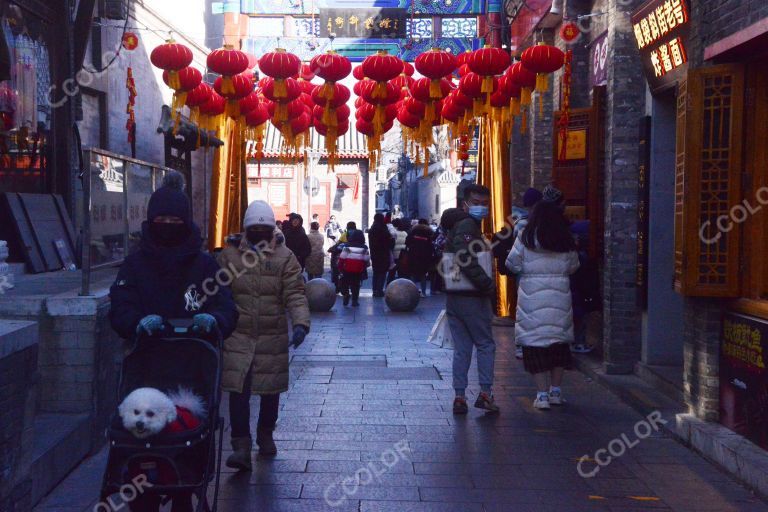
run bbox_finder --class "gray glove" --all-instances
[136,315,163,335]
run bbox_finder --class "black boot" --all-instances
[256,428,277,457]
[343,294,350,306]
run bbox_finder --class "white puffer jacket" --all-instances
[506,236,580,347]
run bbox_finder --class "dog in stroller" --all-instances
[100,322,225,512]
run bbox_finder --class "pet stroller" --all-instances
[100,320,224,512]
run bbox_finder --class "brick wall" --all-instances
[683,298,722,421]
[0,345,38,512]
[601,0,645,374]
[689,0,768,67]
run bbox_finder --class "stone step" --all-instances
[30,413,91,507]
[0,319,38,358]
[635,362,685,404]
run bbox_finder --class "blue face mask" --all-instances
[468,205,489,220]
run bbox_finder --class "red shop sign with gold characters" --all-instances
[630,0,691,93]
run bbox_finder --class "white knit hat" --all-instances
[243,200,276,228]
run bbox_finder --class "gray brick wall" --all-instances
[601,0,646,374]
[0,345,38,512]
[689,0,768,67]
[683,298,722,421]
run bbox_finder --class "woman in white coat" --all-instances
[506,200,580,410]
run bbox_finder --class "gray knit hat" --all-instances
[542,185,564,204]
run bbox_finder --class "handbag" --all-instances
[441,251,493,292]
[427,310,454,349]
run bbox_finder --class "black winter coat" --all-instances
[283,226,312,269]
[109,223,238,340]
[405,225,436,275]
[367,222,394,272]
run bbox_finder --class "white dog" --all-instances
[119,387,206,439]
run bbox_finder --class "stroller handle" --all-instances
[135,318,223,347]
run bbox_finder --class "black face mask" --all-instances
[150,222,189,247]
[246,227,273,247]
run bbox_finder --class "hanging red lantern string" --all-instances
[198,92,226,133]
[207,45,249,95]
[246,102,269,167]
[185,83,212,127]
[262,77,301,124]
[259,48,302,100]
[162,66,202,124]
[415,48,457,99]
[520,42,565,94]
[558,49,573,161]
[310,51,352,100]
[151,40,193,90]
[507,61,537,132]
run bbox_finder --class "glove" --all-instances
[136,315,164,336]
[291,325,308,348]
[192,313,217,333]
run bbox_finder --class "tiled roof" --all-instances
[259,123,368,159]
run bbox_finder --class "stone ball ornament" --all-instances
[385,279,420,312]
[306,279,337,312]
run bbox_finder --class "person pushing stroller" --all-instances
[217,200,311,469]
[109,172,238,512]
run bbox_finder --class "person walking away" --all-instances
[306,221,326,280]
[367,213,394,297]
[217,200,311,466]
[324,215,341,243]
[283,213,312,271]
[430,224,447,294]
[441,184,499,414]
[506,200,580,410]
[405,219,435,297]
[338,229,370,307]
[109,172,238,512]
[388,219,408,283]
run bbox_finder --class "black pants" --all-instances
[372,271,387,295]
[229,370,280,438]
[341,273,362,301]
[411,270,428,294]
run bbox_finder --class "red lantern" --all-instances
[239,92,261,117]
[355,103,377,122]
[361,81,399,105]
[214,73,255,117]
[311,83,350,108]
[402,61,415,77]
[207,45,249,95]
[410,77,452,103]
[352,66,366,80]
[198,92,226,132]
[415,48,457,99]
[299,63,315,81]
[262,77,301,103]
[151,40,193,90]
[468,46,511,93]
[311,51,352,82]
[268,98,305,124]
[163,67,202,92]
[246,103,269,127]
[259,49,302,99]
[560,22,581,44]
[441,101,463,123]
[520,43,565,92]
[314,104,350,123]
[186,83,212,108]
[392,74,415,93]
[361,51,403,101]
[405,97,427,117]
[459,72,488,98]
[122,32,139,51]
[456,51,473,68]
[507,62,537,106]
[397,108,420,129]
[314,120,349,137]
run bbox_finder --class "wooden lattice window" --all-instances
[674,65,745,297]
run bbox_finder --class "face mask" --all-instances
[150,222,189,247]
[467,205,489,220]
[246,228,273,247]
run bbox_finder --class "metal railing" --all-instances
[80,148,173,296]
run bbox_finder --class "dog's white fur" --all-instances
[119,387,205,439]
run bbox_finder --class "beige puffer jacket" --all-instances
[217,235,311,395]
[306,229,326,276]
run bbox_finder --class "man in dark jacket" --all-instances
[283,213,312,271]
[367,213,394,297]
[441,184,499,416]
[109,173,237,512]
[406,219,435,296]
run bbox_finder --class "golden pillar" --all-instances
[208,117,248,250]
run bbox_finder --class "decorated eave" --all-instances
[259,122,368,160]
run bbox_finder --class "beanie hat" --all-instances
[542,185,564,204]
[147,171,191,226]
[522,187,543,208]
[243,200,276,228]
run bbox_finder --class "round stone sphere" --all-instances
[385,279,420,312]
[306,278,337,312]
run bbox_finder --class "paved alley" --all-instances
[36,288,767,512]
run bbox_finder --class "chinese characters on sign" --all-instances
[720,312,768,450]
[631,0,690,93]
[247,165,295,180]
[319,8,407,39]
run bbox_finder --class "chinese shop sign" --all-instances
[247,165,295,180]
[719,312,768,450]
[631,0,690,93]
[320,8,407,39]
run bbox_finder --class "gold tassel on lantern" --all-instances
[167,71,181,91]
[430,79,442,99]
[481,76,493,94]
[521,110,527,134]
[521,87,532,107]
[274,103,288,123]
[320,82,335,100]
[423,146,429,177]
[510,98,521,116]
[220,76,234,96]
[226,100,241,119]
[536,73,549,93]
[374,82,386,99]
[274,79,287,99]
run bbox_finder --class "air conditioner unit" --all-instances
[102,0,127,20]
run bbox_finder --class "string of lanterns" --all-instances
[150,39,567,174]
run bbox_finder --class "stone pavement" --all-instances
[36,285,767,512]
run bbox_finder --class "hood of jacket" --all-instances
[440,208,472,231]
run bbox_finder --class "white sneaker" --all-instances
[515,346,523,360]
[548,390,565,405]
[533,395,551,410]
